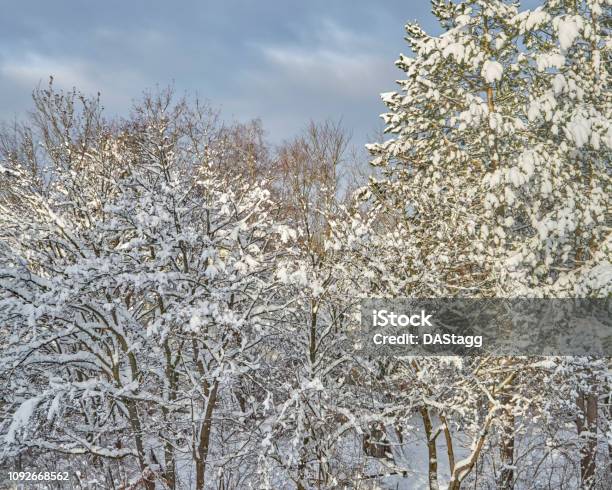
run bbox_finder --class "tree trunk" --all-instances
[440,414,455,476]
[420,407,439,490]
[126,401,155,490]
[499,414,515,489]
[195,381,219,489]
[162,339,177,489]
[499,393,515,490]
[164,439,176,489]
[576,392,598,488]
[448,400,500,490]
[122,345,155,490]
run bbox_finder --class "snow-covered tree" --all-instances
[0,86,287,489]
[365,0,611,487]
[254,122,370,488]
[368,0,610,297]
[0,1,609,488]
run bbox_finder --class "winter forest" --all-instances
[0,0,610,488]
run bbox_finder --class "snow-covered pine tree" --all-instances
[368,0,610,296]
[365,0,610,487]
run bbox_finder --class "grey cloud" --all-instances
[0,1,436,145]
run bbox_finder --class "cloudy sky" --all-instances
[1,1,441,148]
